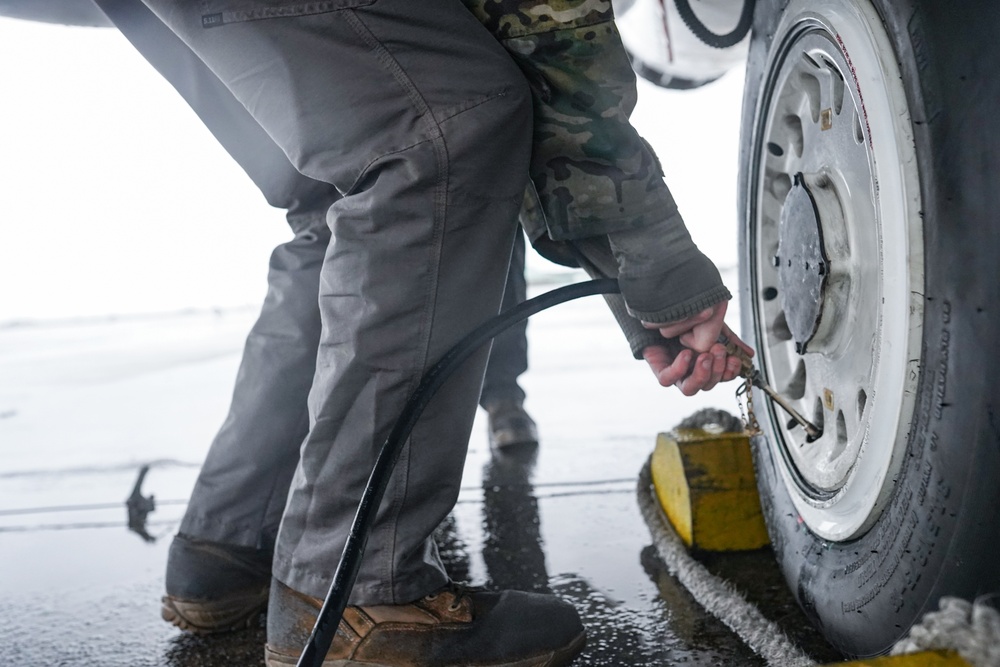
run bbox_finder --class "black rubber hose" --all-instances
[673,0,755,49]
[297,278,622,667]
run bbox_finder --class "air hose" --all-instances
[673,0,756,49]
[297,277,622,667]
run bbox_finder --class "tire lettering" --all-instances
[843,509,918,613]
[934,301,951,419]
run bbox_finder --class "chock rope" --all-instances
[892,597,1000,666]
[636,459,818,667]
[639,450,1000,666]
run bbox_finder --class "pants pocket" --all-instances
[201,0,376,28]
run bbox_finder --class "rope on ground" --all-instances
[891,596,1000,666]
[636,459,817,667]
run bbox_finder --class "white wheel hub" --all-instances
[747,0,924,541]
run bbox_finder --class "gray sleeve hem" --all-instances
[626,285,732,324]
[599,292,670,359]
[627,328,669,360]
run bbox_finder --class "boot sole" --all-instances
[264,631,586,667]
[491,435,540,450]
[161,586,269,634]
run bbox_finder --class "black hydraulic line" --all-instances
[297,278,621,667]
[673,0,755,49]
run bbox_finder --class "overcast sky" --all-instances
[0,16,745,323]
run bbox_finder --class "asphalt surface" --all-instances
[0,273,844,665]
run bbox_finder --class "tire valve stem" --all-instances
[720,335,824,442]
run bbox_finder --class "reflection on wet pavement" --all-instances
[441,442,763,666]
[481,446,550,594]
[126,465,157,543]
[163,626,266,667]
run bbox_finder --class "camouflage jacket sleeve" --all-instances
[465,0,730,327]
[464,0,672,240]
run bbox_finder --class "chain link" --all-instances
[736,373,761,436]
[719,335,762,437]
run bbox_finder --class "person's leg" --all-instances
[137,0,528,602]
[137,3,583,663]
[159,211,329,632]
[96,0,336,632]
[180,211,327,548]
[480,230,528,409]
[479,230,538,449]
[96,0,336,551]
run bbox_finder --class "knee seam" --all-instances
[343,9,449,600]
[342,9,439,136]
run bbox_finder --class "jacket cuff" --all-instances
[624,284,732,324]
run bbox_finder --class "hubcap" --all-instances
[747,0,924,540]
[776,173,829,353]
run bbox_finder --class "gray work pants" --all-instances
[131,0,533,604]
[97,0,531,565]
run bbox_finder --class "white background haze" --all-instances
[0,16,744,322]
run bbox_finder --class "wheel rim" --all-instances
[747,0,924,541]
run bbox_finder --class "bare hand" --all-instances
[640,301,754,396]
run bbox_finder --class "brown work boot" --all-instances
[486,400,539,451]
[264,579,585,666]
[161,533,272,633]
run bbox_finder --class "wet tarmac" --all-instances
[0,275,844,665]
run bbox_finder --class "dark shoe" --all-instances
[264,580,585,666]
[486,400,539,450]
[161,533,273,634]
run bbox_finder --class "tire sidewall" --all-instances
[739,0,1000,656]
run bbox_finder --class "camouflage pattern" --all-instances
[465,0,615,39]
[463,0,677,242]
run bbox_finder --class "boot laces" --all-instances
[423,583,474,611]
